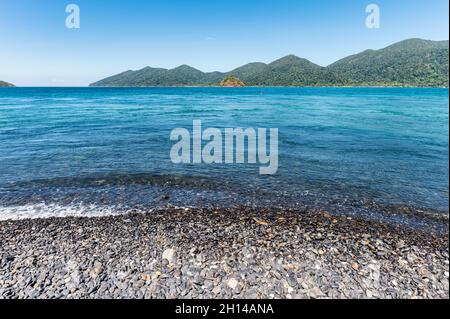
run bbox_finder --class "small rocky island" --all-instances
[0,81,14,87]
[219,76,245,87]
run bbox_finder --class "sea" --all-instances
[0,87,448,231]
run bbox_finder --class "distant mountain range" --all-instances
[90,38,449,87]
[0,81,14,87]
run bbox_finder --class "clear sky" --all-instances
[0,0,448,86]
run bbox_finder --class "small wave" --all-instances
[0,203,128,221]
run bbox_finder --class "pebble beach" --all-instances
[0,207,448,299]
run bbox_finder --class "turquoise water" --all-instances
[0,87,448,227]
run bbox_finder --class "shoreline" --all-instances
[86,85,450,88]
[1,207,448,299]
[3,86,449,89]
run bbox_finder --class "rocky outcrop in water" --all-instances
[220,76,245,87]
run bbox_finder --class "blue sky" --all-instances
[0,0,448,86]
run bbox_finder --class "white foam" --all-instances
[0,203,127,221]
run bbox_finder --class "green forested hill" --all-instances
[90,39,449,87]
[328,39,449,87]
[0,81,14,87]
[233,55,338,86]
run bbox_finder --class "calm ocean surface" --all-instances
[0,87,448,228]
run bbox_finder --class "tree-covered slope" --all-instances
[237,55,338,86]
[226,62,268,81]
[329,39,449,87]
[92,67,169,87]
[90,39,449,87]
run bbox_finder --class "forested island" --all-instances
[90,39,449,88]
[0,81,14,87]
